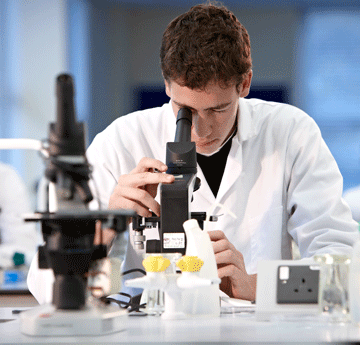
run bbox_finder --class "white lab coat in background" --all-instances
[27,98,360,304]
[0,162,37,267]
[344,186,360,223]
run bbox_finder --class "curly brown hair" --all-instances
[160,2,252,91]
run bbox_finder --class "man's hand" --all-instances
[94,220,116,246]
[209,230,256,301]
[108,157,175,217]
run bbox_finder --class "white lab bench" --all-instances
[1,305,360,344]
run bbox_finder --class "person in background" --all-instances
[28,2,359,304]
[0,162,37,268]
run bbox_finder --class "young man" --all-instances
[28,3,359,303]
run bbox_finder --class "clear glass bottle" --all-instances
[314,254,351,323]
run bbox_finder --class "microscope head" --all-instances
[166,108,197,176]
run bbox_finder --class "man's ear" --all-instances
[239,70,253,98]
[164,80,171,98]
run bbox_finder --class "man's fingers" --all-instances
[132,157,168,174]
[108,158,174,217]
[109,158,174,218]
[217,264,238,279]
[111,197,154,217]
[214,248,239,266]
[210,231,237,256]
[118,171,174,188]
[208,230,227,241]
[109,186,160,216]
[94,221,117,246]
[212,238,231,254]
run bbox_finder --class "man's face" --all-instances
[165,73,252,155]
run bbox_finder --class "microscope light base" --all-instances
[20,303,128,336]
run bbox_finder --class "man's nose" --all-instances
[192,112,212,138]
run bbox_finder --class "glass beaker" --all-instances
[141,288,165,316]
[140,253,181,315]
[314,254,351,323]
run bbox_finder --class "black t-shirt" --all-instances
[196,135,234,198]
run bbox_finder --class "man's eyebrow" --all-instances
[206,101,232,110]
[172,100,232,111]
[172,100,193,110]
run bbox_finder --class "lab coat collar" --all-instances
[236,97,257,143]
[165,100,177,142]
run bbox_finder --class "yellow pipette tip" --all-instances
[176,256,204,272]
[142,255,171,272]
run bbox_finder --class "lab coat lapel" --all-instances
[196,163,216,204]
[216,98,254,203]
[216,138,242,202]
[194,128,244,206]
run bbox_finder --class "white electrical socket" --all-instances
[256,259,319,321]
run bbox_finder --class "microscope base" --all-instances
[20,303,128,336]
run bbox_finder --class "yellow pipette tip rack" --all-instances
[142,255,171,272]
[176,256,204,272]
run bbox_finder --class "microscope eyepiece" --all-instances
[176,107,192,124]
[174,108,192,143]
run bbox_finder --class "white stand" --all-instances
[20,303,128,336]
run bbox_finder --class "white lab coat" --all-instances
[0,162,37,267]
[344,186,360,222]
[27,98,359,304]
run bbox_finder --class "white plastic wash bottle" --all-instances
[181,219,220,317]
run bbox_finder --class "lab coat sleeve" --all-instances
[27,251,54,304]
[86,127,137,210]
[343,186,360,223]
[285,115,359,257]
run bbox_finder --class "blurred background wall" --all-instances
[0,0,359,207]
